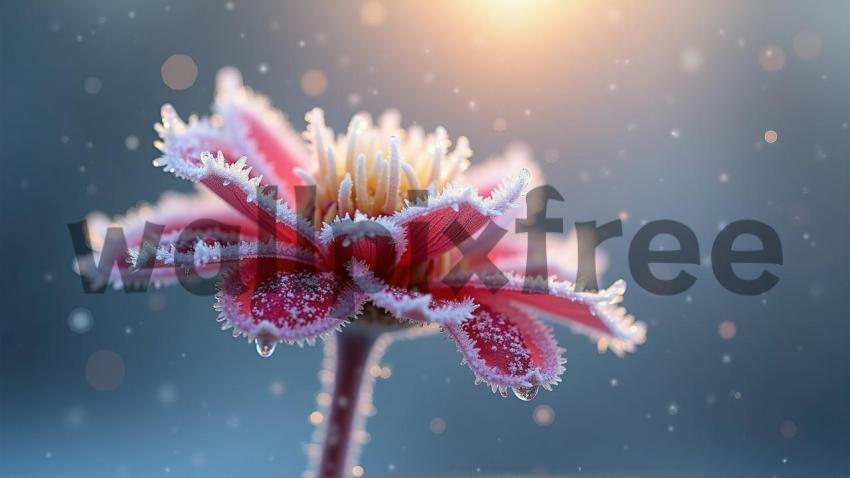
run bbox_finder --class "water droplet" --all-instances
[512,385,539,401]
[255,336,277,357]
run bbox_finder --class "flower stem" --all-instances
[310,327,389,478]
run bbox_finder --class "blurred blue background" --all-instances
[1,1,848,476]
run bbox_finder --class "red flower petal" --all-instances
[214,67,310,201]
[394,171,529,266]
[432,274,646,356]
[319,215,405,275]
[132,236,315,276]
[215,259,365,349]
[348,261,475,324]
[82,187,261,289]
[155,106,318,251]
[444,301,565,394]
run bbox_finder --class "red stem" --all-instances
[315,330,382,478]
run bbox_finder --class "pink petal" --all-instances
[155,106,318,250]
[215,259,365,347]
[214,67,310,199]
[132,236,315,273]
[432,274,646,356]
[154,104,240,180]
[444,301,565,393]
[477,229,608,281]
[348,261,475,324]
[465,142,543,198]
[182,151,319,251]
[394,171,529,265]
[82,187,260,289]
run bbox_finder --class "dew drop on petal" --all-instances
[512,385,539,401]
[256,338,277,358]
[255,329,279,358]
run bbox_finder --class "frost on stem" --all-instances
[304,323,392,478]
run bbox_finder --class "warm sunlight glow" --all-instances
[478,0,561,27]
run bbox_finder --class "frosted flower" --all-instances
[83,67,645,398]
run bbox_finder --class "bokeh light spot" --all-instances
[764,129,778,144]
[532,404,555,426]
[360,1,387,28]
[268,379,286,398]
[759,46,786,72]
[68,307,93,334]
[492,117,508,132]
[780,420,798,438]
[161,54,198,90]
[85,350,125,391]
[83,77,102,95]
[300,69,328,96]
[124,135,140,151]
[680,47,705,73]
[429,417,446,434]
[718,320,737,340]
[792,31,822,60]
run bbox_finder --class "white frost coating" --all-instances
[392,168,530,226]
[444,304,566,392]
[213,66,309,186]
[317,212,407,264]
[153,104,229,181]
[130,237,314,269]
[197,151,317,246]
[214,269,366,345]
[337,173,353,217]
[348,261,477,324]
[444,272,646,355]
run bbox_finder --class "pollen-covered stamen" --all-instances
[301,108,472,223]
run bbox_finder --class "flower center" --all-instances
[296,108,471,226]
